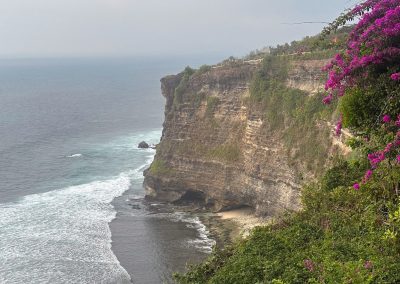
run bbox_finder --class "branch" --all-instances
[281,21,330,25]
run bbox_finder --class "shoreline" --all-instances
[110,184,272,283]
[200,208,272,247]
[110,195,213,283]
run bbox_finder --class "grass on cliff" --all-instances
[173,66,196,110]
[269,26,350,56]
[207,144,242,163]
[206,96,220,116]
[174,158,400,283]
[249,55,335,176]
[148,159,173,176]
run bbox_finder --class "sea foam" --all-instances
[0,169,145,284]
[169,212,216,253]
[0,129,162,283]
[67,153,82,158]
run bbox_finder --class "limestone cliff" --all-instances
[144,56,341,216]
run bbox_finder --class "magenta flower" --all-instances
[395,132,400,146]
[323,2,400,188]
[384,142,394,153]
[391,72,400,80]
[396,114,400,127]
[303,259,314,272]
[368,151,385,167]
[382,114,391,123]
[324,3,400,96]
[335,118,342,136]
[363,170,373,182]
[322,94,333,105]
[364,260,373,270]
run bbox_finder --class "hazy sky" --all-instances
[0,0,357,58]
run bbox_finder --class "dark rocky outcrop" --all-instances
[138,141,149,149]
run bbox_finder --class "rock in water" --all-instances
[138,141,149,149]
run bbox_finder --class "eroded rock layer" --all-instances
[144,58,335,216]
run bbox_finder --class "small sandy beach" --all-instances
[217,207,272,238]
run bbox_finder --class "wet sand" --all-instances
[110,187,271,283]
[110,189,212,284]
[217,207,272,237]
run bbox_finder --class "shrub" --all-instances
[175,157,400,283]
[322,0,400,194]
[196,64,212,75]
[149,159,173,176]
[206,96,220,116]
[173,66,195,110]
[249,55,334,175]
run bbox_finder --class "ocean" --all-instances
[0,57,218,283]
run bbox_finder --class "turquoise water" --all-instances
[0,57,217,283]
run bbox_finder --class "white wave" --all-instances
[0,164,153,284]
[67,153,82,158]
[170,212,216,253]
[0,130,161,283]
[0,172,139,284]
[103,129,161,152]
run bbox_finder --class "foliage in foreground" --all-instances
[174,159,400,283]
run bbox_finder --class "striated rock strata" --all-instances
[144,58,337,216]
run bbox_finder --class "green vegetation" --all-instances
[174,158,400,283]
[173,140,209,158]
[206,96,220,116]
[192,92,206,109]
[173,66,195,110]
[148,158,173,176]
[249,55,334,174]
[207,144,242,163]
[244,26,349,61]
[172,66,217,111]
[339,75,400,134]
[244,47,270,60]
[174,3,400,282]
[196,64,212,75]
[270,26,351,56]
[287,49,339,60]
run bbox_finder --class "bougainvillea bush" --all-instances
[322,0,400,194]
[175,1,400,283]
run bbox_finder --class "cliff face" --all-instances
[144,57,337,216]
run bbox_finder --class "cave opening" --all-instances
[174,190,206,206]
[219,204,255,213]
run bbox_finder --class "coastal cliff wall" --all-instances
[144,56,341,216]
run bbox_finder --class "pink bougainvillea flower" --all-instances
[324,2,400,95]
[303,259,314,272]
[363,169,373,182]
[384,142,394,153]
[335,118,342,136]
[382,114,391,123]
[391,72,400,80]
[323,1,400,189]
[364,260,373,270]
[395,114,400,127]
[322,93,333,105]
[368,151,385,167]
